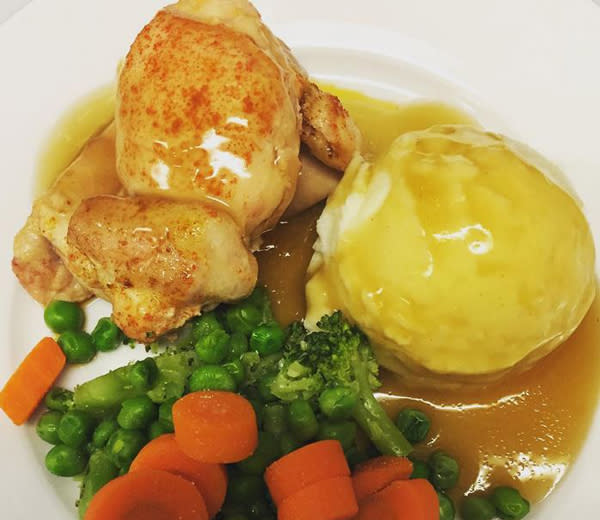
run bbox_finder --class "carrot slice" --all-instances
[84,468,208,520]
[355,479,438,520]
[265,440,350,506]
[130,433,227,518]
[278,476,358,520]
[173,391,258,464]
[352,456,413,502]
[0,337,66,425]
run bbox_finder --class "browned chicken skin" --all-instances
[13,0,361,341]
[68,196,256,339]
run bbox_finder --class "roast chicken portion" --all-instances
[13,0,361,340]
[68,196,257,339]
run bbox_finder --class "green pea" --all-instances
[438,492,456,520]
[250,322,284,356]
[128,358,158,391]
[158,398,176,432]
[248,500,273,519]
[91,317,124,352]
[225,303,262,335]
[288,399,319,442]
[189,365,237,392]
[410,459,431,480]
[118,396,157,430]
[220,502,247,517]
[37,411,63,444]
[461,495,496,520]
[222,359,246,386]
[58,410,95,448]
[45,444,87,476]
[44,300,84,333]
[257,374,277,402]
[279,432,301,455]
[227,332,249,361]
[58,331,96,364]
[318,387,358,420]
[345,445,369,468]
[396,408,431,444]
[227,474,266,504]
[192,312,222,340]
[237,431,280,475]
[428,451,460,491]
[222,515,249,520]
[263,403,288,435]
[148,420,170,440]
[92,418,119,449]
[195,329,231,364]
[491,487,530,519]
[318,421,357,451]
[106,429,147,469]
[44,387,74,413]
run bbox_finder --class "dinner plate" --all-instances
[0,0,599,517]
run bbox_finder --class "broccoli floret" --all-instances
[270,311,413,456]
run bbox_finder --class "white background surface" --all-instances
[0,0,31,23]
[0,0,599,518]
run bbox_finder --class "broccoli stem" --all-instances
[351,358,413,456]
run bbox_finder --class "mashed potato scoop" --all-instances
[307,125,596,381]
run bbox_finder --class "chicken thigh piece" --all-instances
[68,196,256,340]
[12,123,120,304]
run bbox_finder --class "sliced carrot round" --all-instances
[84,468,208,520]
[265,439,350,506]
[277,476,358,520]
[130,433,227,517]
[356,479,439,520]
[352,456,413,502]
[173,391,258,464]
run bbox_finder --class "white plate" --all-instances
[1,0,599,517]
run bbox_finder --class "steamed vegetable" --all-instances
[351,455,413,502]
[43,300,84,334]
[173,391,258,464]
[264,440,350,506]
[270,312,413,456]
[130,433,227,517]
[0,337,66,425]
[73,351,197,414]
[84,469,208,520]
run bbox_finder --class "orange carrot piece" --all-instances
[173,391,258,464]
[265,440,350,506]
[355,479,439,520]
[352,456,413,502]
[84,468,208,520]
[130,433,227,518]
[0,337,66,425]
[278,476,358,520]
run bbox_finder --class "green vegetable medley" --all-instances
[38,289,531,519]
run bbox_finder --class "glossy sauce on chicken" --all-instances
[257,86,600,504]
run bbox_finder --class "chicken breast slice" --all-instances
[67,196,257,340]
